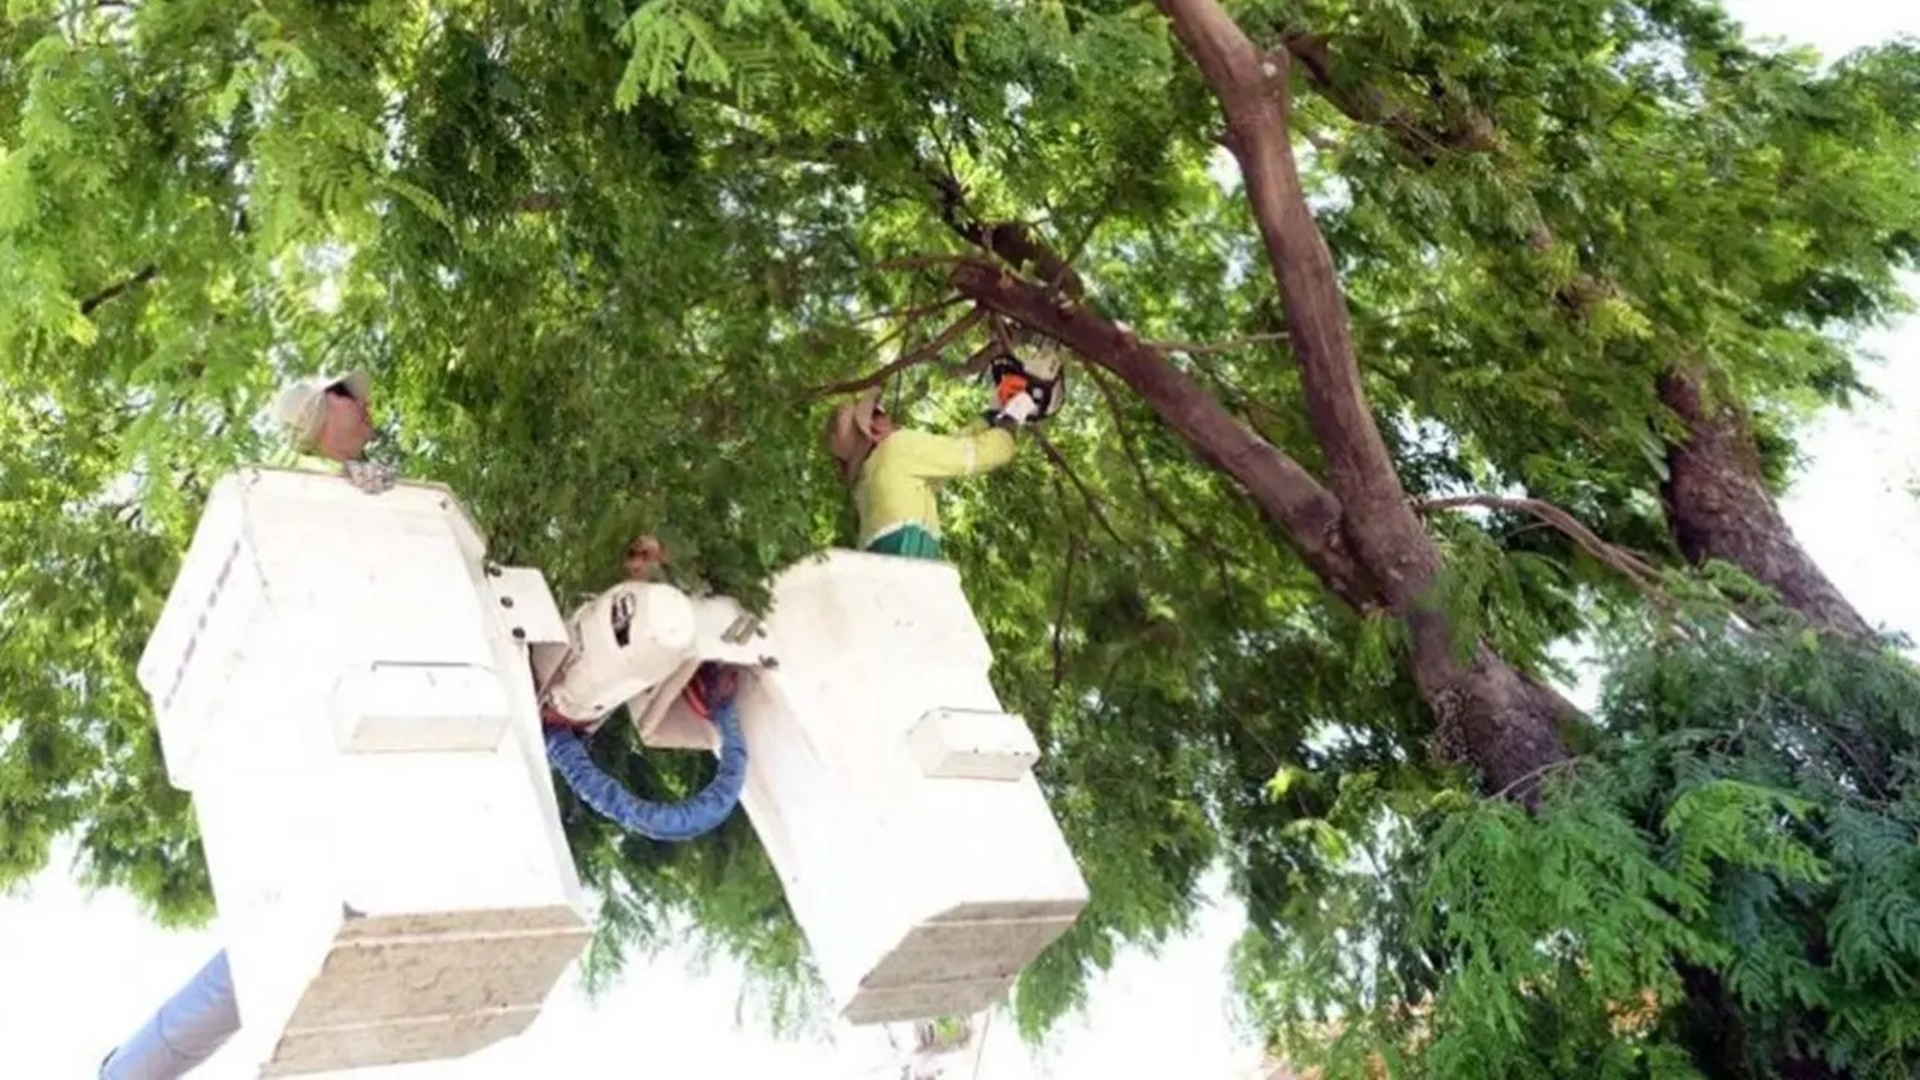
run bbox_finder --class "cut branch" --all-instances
[809,307,987,398]
[922,166,1087,301]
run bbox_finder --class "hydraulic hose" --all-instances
[543,694,748,841]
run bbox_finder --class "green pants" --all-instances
[863,524,945,560]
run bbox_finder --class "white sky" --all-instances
[4,4,1916,1077]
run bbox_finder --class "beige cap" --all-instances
[822,389,883,482]
[273,369,370,451]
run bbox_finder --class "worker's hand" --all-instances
[994,371,1030,407]
[703,665,740,706]
[342,460,399,494]
[682,663,740,720]
[991,391,1040,430]
[988,351,1064,424]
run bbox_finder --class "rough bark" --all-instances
[1152,0,1571,795]
[1659,365,1874,640]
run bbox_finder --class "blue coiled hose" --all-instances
[542,694,748,841]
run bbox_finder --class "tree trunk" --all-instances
[1658,365,1874,640]
[1271,32,1871,646]
[1150,0,1572,795]
[1136,14,1858,1068]
[1662,366,1892,801]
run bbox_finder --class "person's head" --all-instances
[274,370,374,462]
[823,389,893,481]
[626,533,669,581]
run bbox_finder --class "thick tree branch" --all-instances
[809,307,987,398]
[951,259,1376,611]
[80,264,159,316]
[1157,0,1575,798]
[1158,0,1438,600]
[1659,365,1874,640]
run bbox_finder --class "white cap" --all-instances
[272,369,370,450]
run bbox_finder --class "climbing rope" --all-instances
[543,673,749,842]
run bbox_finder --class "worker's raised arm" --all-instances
[886,425,1018,481]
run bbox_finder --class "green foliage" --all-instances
[1,0,1916,1065]
[1238,630,1920,1077]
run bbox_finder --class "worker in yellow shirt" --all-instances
[823,351,1062,560]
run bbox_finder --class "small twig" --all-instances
[1051,183,1125,291]
[850,295,966,326]
[1052,535,1081,690]
[1358,303,1445,328]
[1178,350,1294,443]
[79,264,159,316]
[1031,429,1130,551]
[1415,494,1667,594]
[1148,330,1290,356]
[1490,755,1584,802]
[874,253,986,274]
[808,307,987,398]
[1087,368,1249,575]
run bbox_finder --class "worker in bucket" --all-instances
[824,347,1064,561]
[272,368,399,494]
[100,371,403,1079]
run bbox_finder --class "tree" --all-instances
[2,0,1917,1074]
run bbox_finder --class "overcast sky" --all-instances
[4,4,1916,1078]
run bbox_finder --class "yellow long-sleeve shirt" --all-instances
[853,425,1017,547]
